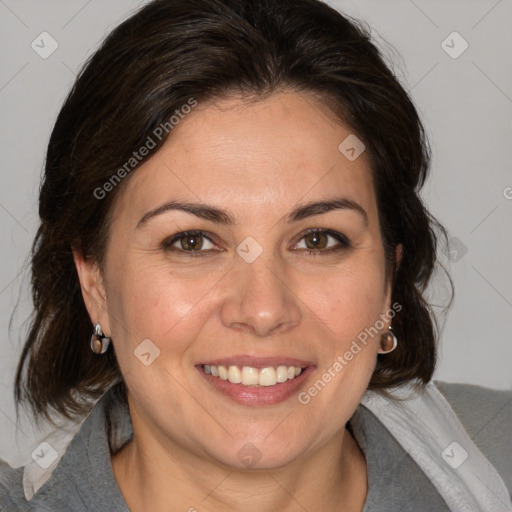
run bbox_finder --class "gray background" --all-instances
[1,0,511,466]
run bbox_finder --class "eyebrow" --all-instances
[288,198,368,225]
[136,197,368,228]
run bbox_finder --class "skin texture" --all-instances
[74,90,401,512]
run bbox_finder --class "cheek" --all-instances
[294,264,385,415]
[299,260,387,340]
[105,256,224,359]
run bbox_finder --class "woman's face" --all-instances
[79,90,396,469]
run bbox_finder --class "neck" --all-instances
[112,416,367,512]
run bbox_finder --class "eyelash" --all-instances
[295,228,351,255]
[161,230,218,258]
[161,228,351,257]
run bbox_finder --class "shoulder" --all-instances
[1,387,130,511]
[1,454,76,511]
[0,459,27,511]
[434,380,512,497]
[1,455,83,511]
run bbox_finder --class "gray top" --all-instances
[1,381,511,511]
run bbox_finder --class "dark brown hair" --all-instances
[16,0,452,420]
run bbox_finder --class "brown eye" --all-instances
[295,229,350,253]
[163,231,216,253]
[304,231,328,249]
[179,233,204,250]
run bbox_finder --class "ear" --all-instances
[73,249,111,336]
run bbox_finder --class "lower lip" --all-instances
[197,366,315,406]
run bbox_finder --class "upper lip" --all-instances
[197,355,315,369]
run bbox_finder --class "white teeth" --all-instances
[241,366,259,385]
[218,365,228,380]
[203,364,305,387]
[228,365,242,383]
[259,367,276,386]
[276,366,288,383]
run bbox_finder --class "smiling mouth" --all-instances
[201,364,305,387]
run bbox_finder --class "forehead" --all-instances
[112,91,377,225]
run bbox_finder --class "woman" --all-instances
[1,0,511,510]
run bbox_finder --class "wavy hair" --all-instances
[15,0,452,420]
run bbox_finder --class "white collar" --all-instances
[361,381,512,511]
[23,381,512,510]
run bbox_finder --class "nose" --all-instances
[219,255,302,337]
